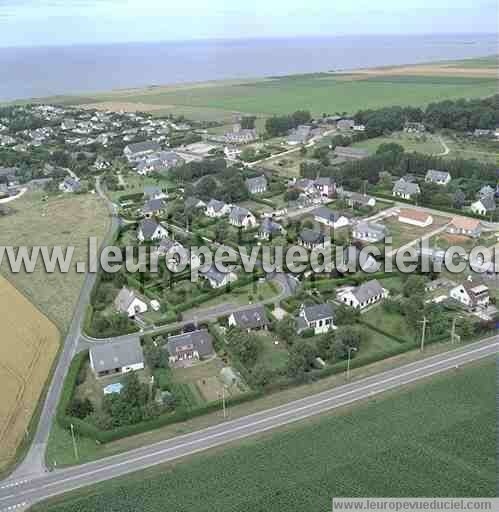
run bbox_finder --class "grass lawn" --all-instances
[359,326,404,359]
[362,306,413,342]
[34,358,496,511]
[256,332,289,372]
[352,131,443,155]
[382,214,449,250]
[431,231,498,252]
[108,173,171,203]
[80,74,498,117]
[185,281,279,312]
[378,276,404,295]
[0,191,109,332]
[441,136,499,165]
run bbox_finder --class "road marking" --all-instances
[2,340,495,504]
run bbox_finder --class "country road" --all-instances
[0,337,497,510]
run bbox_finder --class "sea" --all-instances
[0,33,496,102]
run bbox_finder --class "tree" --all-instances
[251,364,274,388]
[287,341,316,379]
[336,326,366,351]
[376,143,404,157]
[240,116,256,130]
[67,398,94,419]
[274,317,297,345]
[403,275,426,298]
[228,329,261,367]
[334,304,360,326]
[122,371,147,408]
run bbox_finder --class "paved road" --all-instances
[9,178,121,481]
[0,337,497,510]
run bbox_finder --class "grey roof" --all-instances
[425,169,450,182]
[231,305,268,329]
[91,337,144,373]
[337,119,355,130]
[158,238,184,254]
[334,146,369,159]
[114,287,137,312]
[354,221,388,237]
[299,228,325,245]
[259,218,283,235]
[200,265,233,285]
[479,185,495,198]
[346,192,374,206]
[313,207,342,222]
[314,177,334,187]
[144,185,164,197]
[302,303,335,322]
[139,218,162,240]
[478,195,496,211]
[229,206,253,224]
[393,179,421,196]
[166,329,214,358]
[245,175,268,193]
[352,279,385,303]
[207,199,228,212]
[142,198,166,214]
[184,196,205,209]
[125,141,160,154]
[62,177,81,191]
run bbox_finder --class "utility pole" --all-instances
[450,316,461,344]
[419,316,428,352]
[222,386,227,419]
[70,424,79,461]
[346,346,358,380]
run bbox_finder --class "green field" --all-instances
[71,74,497,117]
[33,358,495,511]
[352,132,444,155]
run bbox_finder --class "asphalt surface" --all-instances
[0,336,497,510]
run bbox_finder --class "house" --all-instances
[337,119,355,131]
[392,178,421,200]
[137,151,184,174]
[141,198,167,218]
[287,125,312,145]
[353,124,366,132]
[352,221,388,243]
[404,122,425,133]
[425,169,451,186]
[58,177,81,193]
[450,281,490,309]
[228,305,268,331]
[296,303,335,335]
[94,156,110,170]
[298,228,327,250]
[229,206,257,229]
[224,145,242,159]
[155,239,200,269]
[114,287,148,318]
[245,175,268,194]
[478,185,495,200]
[339,279,388,310]
[224,124,257,144]
[447,217,482,238]
[137,219,168,242]
[334,146,369,160]
[314,177,336,198]
[90,337,144,378]
[200,265,238,288]
[398,208,433,228]
[313,207,349,229]
[257,218,285,240]
[471,196,496,216]
[123,141,161,162]
[166,329,215,364]
[61,118,76,131]
[345,192,376,208]
[144,185,168,200]
[205,199,231,218]
[184,196,206,210]
[339,246,379,273]
[473,129,493,137]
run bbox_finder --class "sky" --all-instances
[0,0,496,47]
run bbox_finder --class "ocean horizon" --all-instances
[0,33,496,102]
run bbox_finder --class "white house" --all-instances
[137,219,169,242]
[398,208,433,228]
[90,337,144,378]
[200,265,238,288]
[470,196,496,216]
[338,280,388,310]
[229,206,258,229]
[205,199,231,218]
[425,169,451,186]
[296,303,336,335]
[352,221,388,243]
[166,330,215,364]
[114,287,148,318]
[59,177,81,193]
[450,281,490,309]
[228,305,269,331]
[313,207,349,229]
[392,178,421,200]
[446,217,482,238]
[245,175,268,194]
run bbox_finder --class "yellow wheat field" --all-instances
[0,276,59,473]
